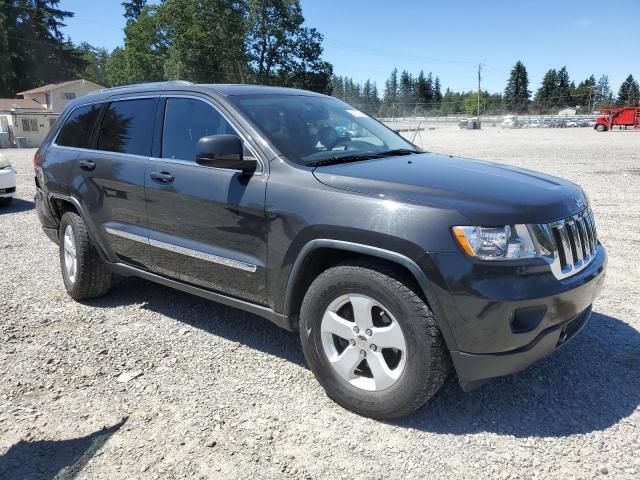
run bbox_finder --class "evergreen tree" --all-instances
[108,5,167,85]
[122,0,147,25]
[433,76,442,109]
[555,66,572,108]
[617,74,640,106]
[414,71,427,114]
[573,75,596,112]
[398,70,413,116]
[0,0,86,96]
[503,60,530,113]
[379,68,398,117]
[534,69,558,113]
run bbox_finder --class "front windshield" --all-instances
[229,94,419,165]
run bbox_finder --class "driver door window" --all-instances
[162,97,240,161]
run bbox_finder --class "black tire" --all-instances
[595,123,607,132]
[58,212,112,300]
[0,197,13,207]
[299,261,450,419]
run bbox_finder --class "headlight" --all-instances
[452,225,539,260]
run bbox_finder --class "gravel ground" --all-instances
[1,128,639,479]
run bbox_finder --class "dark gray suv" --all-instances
[34,81,607,419]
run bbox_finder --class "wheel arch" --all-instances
[283,239,457,349]
[48,193,112,262]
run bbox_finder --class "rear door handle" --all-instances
[78,160,96,171]
[150,171,175,183]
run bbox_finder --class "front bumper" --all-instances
[0,168,16,197]
[424,244,607,390]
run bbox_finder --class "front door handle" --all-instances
[78,160,96,171]
[150,171,175,183]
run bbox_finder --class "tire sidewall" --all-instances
[300,268,435,416]
[58,214,79,294]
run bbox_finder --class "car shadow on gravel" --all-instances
[0,198,34,214]
[87,277,306,366]
[0,417,126,480]
[396,312,640,438]
[86,282,638,437]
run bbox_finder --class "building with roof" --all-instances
[0,79,103,148]
[18,79,104,114]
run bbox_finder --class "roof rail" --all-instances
[88,80,194,95]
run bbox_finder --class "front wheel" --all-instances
[299,261,449,419]
[595,123,607,132]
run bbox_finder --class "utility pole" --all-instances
[477,64,482,128]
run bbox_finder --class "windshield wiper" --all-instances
[306,153,382,167]
[376,148,422,156]
[307,149,422,167]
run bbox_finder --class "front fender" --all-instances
[278,238,458,351]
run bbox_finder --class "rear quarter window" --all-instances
[56,103,102,148]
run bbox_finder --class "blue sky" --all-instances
[60,0,639,94]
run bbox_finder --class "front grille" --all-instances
[538,209,598,279]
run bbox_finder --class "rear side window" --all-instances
[97,99,156,156]
[56,104,102,148]
[162,97,236,161]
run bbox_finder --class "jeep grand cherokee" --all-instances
[34,82,607,419]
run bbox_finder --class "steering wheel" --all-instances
[318,126,349,150]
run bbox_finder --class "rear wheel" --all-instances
[595,123,607,132]
[299,261,449,419]
[58,212,112,300]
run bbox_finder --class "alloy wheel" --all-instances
[320,293,407,391]
[63,225,77,284]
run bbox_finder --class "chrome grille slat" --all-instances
[568,221,583,263]
[536,208,598,280]
[578,216,591,256]
[556,224,573,271]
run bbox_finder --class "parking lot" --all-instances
[1,128,639,479]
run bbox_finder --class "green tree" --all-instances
[159,0,245,83]
[76,42,110,86]
[433,76,442,109]
[246,0,332,92]
[105,47,129,86]
[122,0,147,25]
[398,70,413,116]
[0,0,86,96]
[503,60,530,113]
[534,68,558,113]
[573,75,596,112]
[110,5,167,85]
[555,66,572,108]
[379,68,398,117]
[617,74,640,106]
[595,74,613,107]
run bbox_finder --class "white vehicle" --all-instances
[501,115,518,129]
[566,120,578,128]
[0,152,16,206]
[529,119,541,128]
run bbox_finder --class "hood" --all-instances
[312,153,587,225]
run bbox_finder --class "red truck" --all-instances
[594,107,640,132]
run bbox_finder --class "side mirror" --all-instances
[195,134,257,174]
